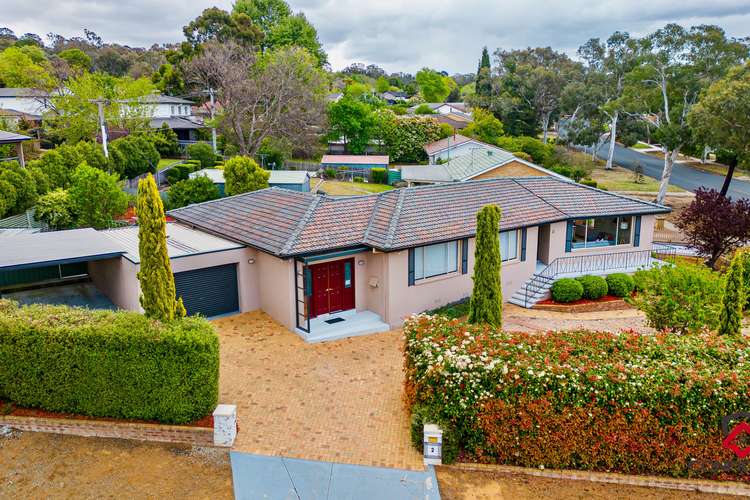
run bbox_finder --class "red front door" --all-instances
[309,258,355,317]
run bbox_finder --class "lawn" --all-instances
[589,166,684,193]
[631,142,651,150]
[313,179,394,196]
[157,158,183,170]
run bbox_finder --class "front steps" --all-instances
[508,274,554,308]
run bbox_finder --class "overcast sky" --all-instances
[3,0,750,74]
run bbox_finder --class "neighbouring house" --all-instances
[402,139,561,185]
[408,102,471,117]
[379,91,409,104]
[0,130,31,166]
[0,178,668,342]
[327,137,384,155]
[422,134,484,164]
[136,94,205,144]
[0,208,45,235]
[432,112,473,130]
[320,155,389,178]
[189,168,311,195]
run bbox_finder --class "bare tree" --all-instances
[185,40,327,156]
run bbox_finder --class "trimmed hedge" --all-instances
[550,278,583,303]
[575,275,608,300]
[0,300,219,424]
[606,273,635,297]
[371,168,387,184]
[404,314,750,478]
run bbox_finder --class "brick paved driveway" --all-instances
[213,312,423,471]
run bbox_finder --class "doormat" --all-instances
[324,317,345,325]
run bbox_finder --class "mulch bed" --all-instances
[0,400,213,428]
[534,295,632,313]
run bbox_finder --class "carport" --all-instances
[0,228,125,309]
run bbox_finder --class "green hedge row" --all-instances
[0,300,219,424]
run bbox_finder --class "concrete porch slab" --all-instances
[297,309,390,343]
[230,452,440,500]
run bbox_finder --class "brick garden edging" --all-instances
[447,463,750,497]
[0,404,237,448]
[533,298,632,313]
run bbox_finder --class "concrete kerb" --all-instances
[446,462,750,496]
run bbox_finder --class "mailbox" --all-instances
[423,424,443,465]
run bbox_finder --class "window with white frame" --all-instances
[572,216,633,249]
[414,241,458,280]
[500,230,519,261]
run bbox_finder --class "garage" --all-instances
[174,263,239,317]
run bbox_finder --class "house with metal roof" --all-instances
[402,142,562,185]
[189,168,311,194]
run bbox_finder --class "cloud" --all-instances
[2,0,749,74]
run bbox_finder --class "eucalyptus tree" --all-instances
[621,24,748,204]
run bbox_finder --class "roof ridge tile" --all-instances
[385,189,408,249]
[280,195,322,255]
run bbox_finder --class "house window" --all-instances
[572,216,633,249]
[500,230,518,261]
[414,241,458,280]
[171,105,175,115]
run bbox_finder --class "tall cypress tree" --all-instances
[719,250,745,336]
[137,173,186,321]
[468,205,503,327]
[475,46,492,97]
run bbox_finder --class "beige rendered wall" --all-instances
[471,160,551,180]
[382,227,539,327]
[89,257,140,311]
[546,215,657,262]
[89,247,260,314]
[256,251,296,330]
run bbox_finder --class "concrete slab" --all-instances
[3,282,116,310]
[230,452,440,500]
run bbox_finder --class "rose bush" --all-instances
[403,314,750,479]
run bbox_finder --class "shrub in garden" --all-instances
[371,167,387,184]
[167,176,220,209]
[627,262,723,334]
[403,314,750,477]
[109,134,161,179]
[68,162,128,229]
[324,168,337,179]
[187,142,216,169]
[550,278,583,303]
[719,251,744,336]
[224,155,269,196]
[605,273,635,297]
[35,188,74,230]
[468,205,503,327]
[0,300,218,424]
[575,275,608,300]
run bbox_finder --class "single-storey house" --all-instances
[422,134,487,164]
[189,168,311,195]
[401,145,562,185]
[409,102,471,117]
[0,178,669,342]
[320,155,389,177]
[432,112,473,130]
[379,91,409,104]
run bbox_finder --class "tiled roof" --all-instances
[168,178,669,258]
[321,155,389,165]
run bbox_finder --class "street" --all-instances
[585,144,750,199]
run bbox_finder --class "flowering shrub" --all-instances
[403,314,750,479]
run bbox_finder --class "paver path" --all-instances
[214,311,423,471]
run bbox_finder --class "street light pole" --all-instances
[91,99,109,158]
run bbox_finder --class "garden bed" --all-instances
[404,314,750,482]
[534,295,632,312]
